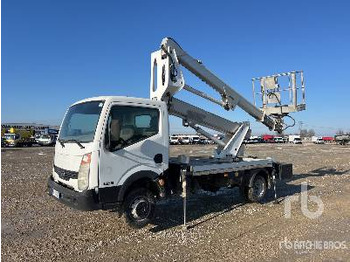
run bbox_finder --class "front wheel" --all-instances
[124,188,155,228]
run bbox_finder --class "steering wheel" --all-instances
[110,137,127,151]
[116,137,127,146]
[124,135,145,145]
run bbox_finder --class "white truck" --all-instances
[289,135,302,144]
[169,135,179,145]
[190,135,200,144]
[312,136,324,144]
[274,136,284,143]
[179,136,191,145]
[48,38,305,228]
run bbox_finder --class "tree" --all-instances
[336,129,344,135]
[300,129,308,138]
[307,129,315,137]
[300,128,315,138]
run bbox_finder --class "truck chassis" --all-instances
[120,156,292,228]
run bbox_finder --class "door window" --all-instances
[105,105,160,151]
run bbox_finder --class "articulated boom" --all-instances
[150,37,304,159]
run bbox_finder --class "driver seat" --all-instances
[120,125,135,141]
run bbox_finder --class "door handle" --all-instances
[154,154,163,164]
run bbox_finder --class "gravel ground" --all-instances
[1,143,350,261]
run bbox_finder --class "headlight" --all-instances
[78,153,91,191]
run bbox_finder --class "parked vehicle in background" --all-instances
[191,135,200,144]
[180,136,191,144]
[2,128,36,147]
[169,136,179,145]
[274,136,284,143]
[170,134,206,145]
[293,137,302,144]
[213,134,224,141]
[335,134,350,145]
[322,136,334,143]
[199,137,209,144]
[262,134,274,143]
[3,133,21,147]
[245,136,260,144]
[312,136,324,144]
[289,135,302,144]
[36,134,57,146]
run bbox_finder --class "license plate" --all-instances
[52,189,60,199]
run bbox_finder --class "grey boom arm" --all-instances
[149,37,284,159]
[157,37,282,132]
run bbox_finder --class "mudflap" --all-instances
[276,163,293,180]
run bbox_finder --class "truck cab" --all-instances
[3,131,35,147]
[292,137,302,144]
[274,137,284,143]
[3,133,18,147]
[180,136,191,145]
[169,135,179,145]
[312,136,324,144]
[49,96,169,214]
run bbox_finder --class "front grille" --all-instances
[54,165,78,180]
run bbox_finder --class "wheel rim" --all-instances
[253,177,265,198]
[130,197,151,221]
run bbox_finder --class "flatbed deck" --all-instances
[170,157,274,176]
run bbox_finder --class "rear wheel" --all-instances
[124,188,155,228]
[241,174,267,203]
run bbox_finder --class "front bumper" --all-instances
[48,176,101,211]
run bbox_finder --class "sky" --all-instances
[2,0,350,136]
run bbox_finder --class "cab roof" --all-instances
[71,96,165,107]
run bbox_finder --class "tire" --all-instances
[241,174,267,203]
[123,188,155,228]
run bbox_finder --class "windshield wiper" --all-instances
[66,139,85,149]
[57,138,86,149]
[58,138,65,148]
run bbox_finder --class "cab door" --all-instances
[98,103,168,191]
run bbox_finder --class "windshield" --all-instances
[4,134,16,140]
[59,101,104,143]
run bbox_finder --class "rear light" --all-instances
[78,153,91,191]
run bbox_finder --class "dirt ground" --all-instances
[1,143,350,261]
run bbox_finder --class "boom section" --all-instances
[150,37,280,132]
